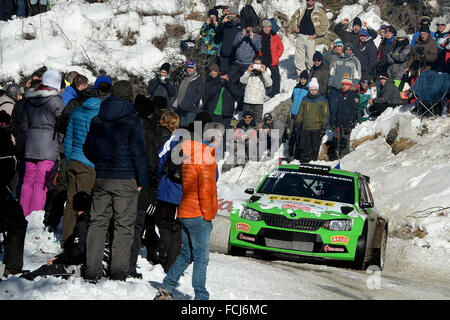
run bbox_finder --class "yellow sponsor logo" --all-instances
[267,195,335,207]
[236,223,251,233]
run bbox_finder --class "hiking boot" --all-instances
[3,268,30,277]
[154,288,173,300]
[128,271,143,279]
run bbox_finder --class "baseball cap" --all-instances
[94,75,112,89]
[185,59,196,68]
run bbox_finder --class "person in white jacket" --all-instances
[240,56,272,125]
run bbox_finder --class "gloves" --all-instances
[146,190,158,216]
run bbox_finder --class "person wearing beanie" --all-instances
[323,39,345,66]
[83,79,149,282]
[200,8,221,56]
[353,28,377,81]
[367,72,402,118]
[288,68,310,158]
[0,84,24,116]
[147,62,176,111]
[378,25,387,39]
[295,77,329,162]
[19,70,65,217]
[309,50,329,96]
[204,63,241,129]
[173,59,205,127]
[259,16,284,97]
[386,29,412,87]
[328,73,359,159]
[333,16,378,51]
[60,75,112,245]
[405,23,438,76]
[433,17,450,72]
[290,0,330,76]
[20,191,92,281]
[411,16,435,47]
[216,4,241,73]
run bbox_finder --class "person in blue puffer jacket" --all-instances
[62,77,112,245]
[288,70,309,158]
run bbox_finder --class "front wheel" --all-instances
[372,224,388,271]
[352,223,368,270]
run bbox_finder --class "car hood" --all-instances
[245,194,362,219]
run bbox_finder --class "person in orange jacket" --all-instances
[154,122,223,300]
[259,19,284,97]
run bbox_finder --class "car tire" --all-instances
[372,224,388,271]
[227,234,246,256]
[352,223,368,270]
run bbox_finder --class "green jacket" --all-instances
[295,93,329,130]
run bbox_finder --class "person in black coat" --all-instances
[147,63,176,111]
[328,75,359,159]
[203,64,241,129]
[0,111,28,277]
[215,6,242,73]
[20,191,91,281]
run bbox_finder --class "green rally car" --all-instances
[228,164,388,270]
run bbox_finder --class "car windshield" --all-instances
[257,169,355,204]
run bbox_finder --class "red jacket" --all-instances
[259,33,284,66]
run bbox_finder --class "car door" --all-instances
[358,178,376,257]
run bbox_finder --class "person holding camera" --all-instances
[240,56,272,125]
[215,5,241,74]
[147,63,176,111]
[231,23,262,80]
[200,9,222,58]
[405,25,438,77]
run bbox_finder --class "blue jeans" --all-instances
[162,216,213,300]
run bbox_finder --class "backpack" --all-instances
[162,137,183,184]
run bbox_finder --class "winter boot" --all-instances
[154,288,173,300]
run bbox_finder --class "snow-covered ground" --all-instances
[1,0,449,300]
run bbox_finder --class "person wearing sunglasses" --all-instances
[433,17,449,72]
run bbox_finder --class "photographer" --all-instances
[215,5,241,73]
[231,25,262,79]
[405,25,438,77]
[240,56,272,125]
[147,63,176,111]
[200,9,221,58]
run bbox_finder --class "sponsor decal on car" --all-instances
[331,235,349,244]
[236,223,251,233]
[323,245,345,253]
[266,195,335,207]
[238,233,256,242]
[281,203,312,212]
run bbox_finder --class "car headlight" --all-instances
[323,219,353,231]
[240,207,262,221]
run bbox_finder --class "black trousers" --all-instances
[0,187,28,270]
[268,65,281,97]
[154,200,182,274]
[129,209,146,274]
[20,264,74,281]
[296,129,322,163]
[44,154,68,231]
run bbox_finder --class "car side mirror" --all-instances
[360,202,373,209]
[245,188,255,195]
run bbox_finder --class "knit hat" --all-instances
[341,73,353,86]
[359,29,369,37]
[313,51,323,62]
[185,59,196,68]
[207,8,219,19]
[160,62,171,73]
[94,75,112,89]
[420,16,431,25]
[209,63,220,73]
[309,77,319,90]
[72,191,91,213]
[299,70,309,80]
[111,80,134,102]
[5,84,24,103]
[379,24,387,31]
[385,26,397,36]
[42,70,62,91]
[344,42,353,50]
[419,24,430,34]
[353,17,362,27]
[261,19,272,27]
[134,94,155,118]
[334,39,344,47]
[396,29,407,38]
[379,72,389,80]
[435,17,447,26]
[229,5,239,15]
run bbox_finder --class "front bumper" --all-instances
[230,217,359,261]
